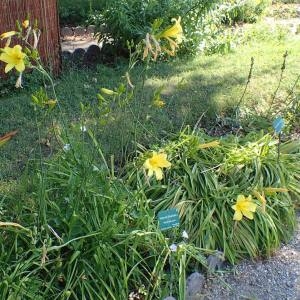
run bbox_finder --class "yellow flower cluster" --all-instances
[0,20,31,88]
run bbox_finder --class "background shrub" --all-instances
[58,0,102,25]
[90,0,219,56]
[221,0,272,24]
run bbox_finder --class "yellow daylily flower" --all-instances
[0,31,17,40]
[143,151,171,180]
[22,20,30,29]
[156,17,183,43]
[156,17,183,56]
[232,195,257,221]
[0,45,26,73]
[198,140,220,149]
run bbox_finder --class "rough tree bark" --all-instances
[0,0,61,76]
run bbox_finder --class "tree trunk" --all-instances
[0,0,61,76]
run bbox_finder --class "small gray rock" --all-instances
[186,272,205,300]
[163,297,176,300]
[207,251,225,273]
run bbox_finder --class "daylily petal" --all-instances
[147,169,154,178]
[155,153,171,168]
[246,202,257,212]
[154,168,163,180]
[0,53,11,63]
[143,158,152,169]
[5,63,14,73]
[243,211,254,220]
[236,195,245,203]
[15,61,25,72]
[233,210,243,221]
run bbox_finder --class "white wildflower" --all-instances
[182,230,189,239]
[63,144,70,151]
[80,125,87,132]
[169,243,177,252]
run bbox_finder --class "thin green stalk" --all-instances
[267,51,288,114]
[179,251,186,300]
[34,109,47,228]
[235,57,254,118]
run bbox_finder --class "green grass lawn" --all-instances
[1,37,299,179]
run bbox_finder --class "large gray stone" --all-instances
[186,272,205,300]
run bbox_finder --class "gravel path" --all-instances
[202,213,300,300]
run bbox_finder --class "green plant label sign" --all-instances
[273,117,284,134]
[157,208,180,231]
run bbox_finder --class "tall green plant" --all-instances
[0,17,208,299]
[91,0,219,56]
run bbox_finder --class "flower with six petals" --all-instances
[0,45,26,73]
[232,194,257,221]
[143,151,171,180]
[155,17,183,56]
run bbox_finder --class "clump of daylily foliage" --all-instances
[1,17,299,300]
[127,130,299,263]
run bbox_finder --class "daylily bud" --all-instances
[0,31,17,40]
[22,20,30,29]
